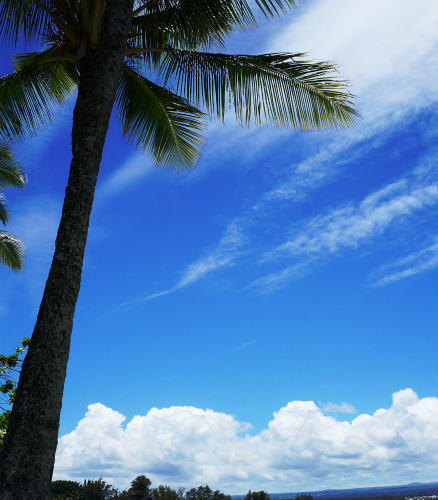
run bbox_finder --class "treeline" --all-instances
[51,475,259,500]
[51,474,317,500]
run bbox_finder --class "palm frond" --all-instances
[0,230,24,271]
[0,193,8,224]
[159,51,359,129]
[0,0,80,45]
[0,0,52,43]
[0,50,79,140]
[130,0,251,53]
[254,0,298,18]
[0,143,26,188]
[130,0,299,56]
[116,65,205,168]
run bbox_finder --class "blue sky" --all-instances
[1,0,437,493]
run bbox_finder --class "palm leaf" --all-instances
[116,65,205,168]
[130,0,254,54]
[130,0,299,59]
[0,230,24,271]
[0,0,53,43]
[0,143,26,188]
[159,51,359,129]
[0,0,80,45]
[0,193,8,224]
[0,50,79,140]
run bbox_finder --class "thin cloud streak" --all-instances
[96,154,154,203]
[235,341,255,351]
[141,221,245,301]
[251,166,437,293]
[373,241,438,287]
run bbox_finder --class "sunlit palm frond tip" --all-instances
[0,231,24,271]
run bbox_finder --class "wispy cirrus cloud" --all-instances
[0,196,62,313]
[130,220,246,303]
[118,0,437,305]
[251,165,437,293]
[373,241,438,287]
[96,153,154,203]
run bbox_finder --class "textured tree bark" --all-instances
[0,1,133,498]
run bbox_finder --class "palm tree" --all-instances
[0,144,25,271]
[0,1,359,498]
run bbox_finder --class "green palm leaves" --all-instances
[118,66,204,167]
[158,51,357,128]
[0,0,358,167]
[0,51,78,140]
[0,144,25,271]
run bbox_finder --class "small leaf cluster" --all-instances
[0,337,30,444]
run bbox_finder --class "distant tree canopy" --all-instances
[186,485,231,500]
[51,476,233,500]
[152,485,181,500]
[51,480,83,499]
[295,495,313,500]
[51,478,118,500]
[117,476,153,500]
[244,491,271,500]
[82,478,119,500]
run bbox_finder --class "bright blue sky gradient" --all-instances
[1,0,437,493]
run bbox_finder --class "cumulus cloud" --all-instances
[54,389,437,492]
[321,402,357,414]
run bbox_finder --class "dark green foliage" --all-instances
[152,485,181,500]
[186,485,231,500]
[0,338,29,444]
[245,491,271,500]
[50,478,118,500]
[295,495,313,500]
[82,478,119,500]
[117,476,152,500]
[51,480,84,499]
[0,0,358,167]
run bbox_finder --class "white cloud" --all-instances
[252,165,437,293]
[96,153,154,203]
[373,241,438,287]
[0,196,62,313]
[10,197,60,257]
[321,402,357,414]
[260,0,438,203]
[268,185,435,259]
[140,220,245,302]
[269,0,437,116]
[54,389,437,492]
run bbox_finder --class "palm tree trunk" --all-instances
[0,1,133,498]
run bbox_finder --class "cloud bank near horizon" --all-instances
[54,388,437,492]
